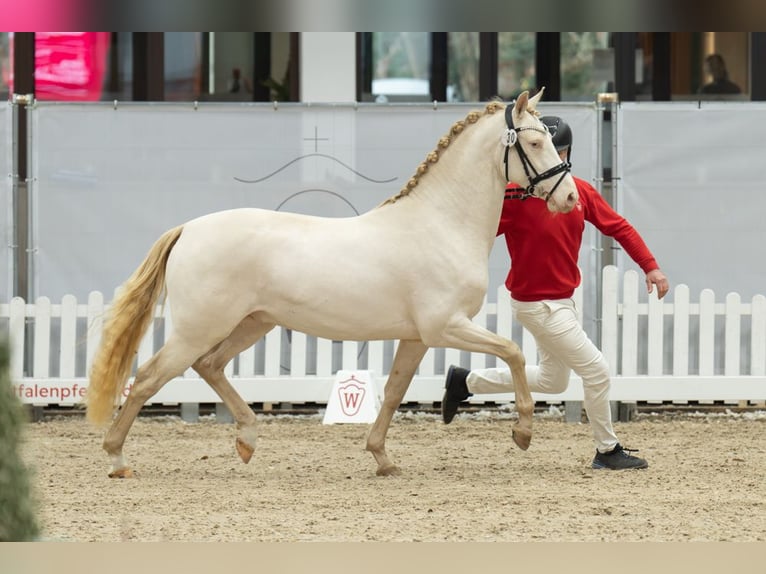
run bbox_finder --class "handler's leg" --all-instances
[555,326,648,469]
[502,299,619,450]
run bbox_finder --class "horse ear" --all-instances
[528,87,545,112]
[513,91,530,118]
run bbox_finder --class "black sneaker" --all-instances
[441,365,472,424]
[591,443,649,470]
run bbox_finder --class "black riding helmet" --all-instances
[540,115,572,164]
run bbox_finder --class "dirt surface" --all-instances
[18,408,766,542]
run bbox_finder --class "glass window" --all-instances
[0,33,10,100]
[164,32,203,101]
[696,32,748,100]
[370,32,431,102]
[6,33,114,101]
[497,33,535,100]
[209,32,255,100]
[662,32,750,101]
[164,33,262,102]
[447,32,479,102]
[560,32,611,101]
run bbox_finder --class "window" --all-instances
[497,33,535,100]
[370,33,431,101]
[208,32,256,100]
[164,32,203,101]
[560,32,611,101]
[0,33,10,100]
[5,32,114,101]
[695,32,748,100]
[447,32,479,102]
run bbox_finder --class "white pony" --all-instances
[86,89,578,477]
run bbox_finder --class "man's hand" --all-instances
[646,269,669,299]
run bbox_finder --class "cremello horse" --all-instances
[86,89,578,478]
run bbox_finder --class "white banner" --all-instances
[617,102,766,302]
[27,101,598,311]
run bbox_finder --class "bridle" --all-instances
[502,104,571,202]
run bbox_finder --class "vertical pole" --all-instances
[356,32,373,102]
[651,33,672,101]
[595,92,620,347]
[132,32,164,101]
[597,92,636,422]
[11,34,35,381]
[288,33,300,102]
[252,33,272,102]
[751,33,766,101]
[613,33,637,101]
[535,32,560,100]
[11,33,34,302]
[430,33,448,102]
[478,33,498,101]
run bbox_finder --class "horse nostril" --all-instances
[568,193,576,205]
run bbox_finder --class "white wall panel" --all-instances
[617,102,766,302]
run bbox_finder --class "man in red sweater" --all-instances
[442,115,669,470]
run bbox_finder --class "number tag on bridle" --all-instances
[501,128,517,147]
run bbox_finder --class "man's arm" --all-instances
[582,181,670,299]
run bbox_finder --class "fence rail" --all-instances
[1,266,765,408]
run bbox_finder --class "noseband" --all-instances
[502,104,571,202]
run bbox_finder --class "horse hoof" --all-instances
[236,437,254,464]
[512,427,532,451]
[376,464,402,477]
[108,467,135,479]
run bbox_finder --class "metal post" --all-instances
[180,403,199,423]
[215,403,234,424]
[564,401,583,423]
[11,93,35,378]
[597,92,637,422]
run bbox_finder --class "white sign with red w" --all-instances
[322,370,381,424]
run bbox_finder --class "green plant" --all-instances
[0,338,40,541]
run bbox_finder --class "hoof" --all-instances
[236,437,254,464]
[376,464,402,477]
[108,467,135,479]
[511,426,532,451]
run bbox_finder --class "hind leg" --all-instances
[193,314,275,464]
[366,339,428,476]
[431,317,532,450]
[103,336,206,478]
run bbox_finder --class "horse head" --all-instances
[503,89,578,213]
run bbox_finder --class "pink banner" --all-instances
[7,32,110,101]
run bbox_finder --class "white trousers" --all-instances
[466,298,619,453]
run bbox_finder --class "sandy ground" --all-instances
[17,408,766,543]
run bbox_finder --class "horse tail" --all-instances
[86,225,184,426]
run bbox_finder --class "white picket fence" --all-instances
[1,265,765,408]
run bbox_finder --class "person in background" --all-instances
[228,67,253,94]
[441,115,670,471]
[699,53,741,95]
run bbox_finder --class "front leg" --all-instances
[366,339,428,476]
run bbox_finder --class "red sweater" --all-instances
[499,177,659,301]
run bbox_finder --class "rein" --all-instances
[502,105,571,202]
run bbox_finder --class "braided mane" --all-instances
[377,100,506,207]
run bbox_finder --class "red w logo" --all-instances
[337,379,366,416]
